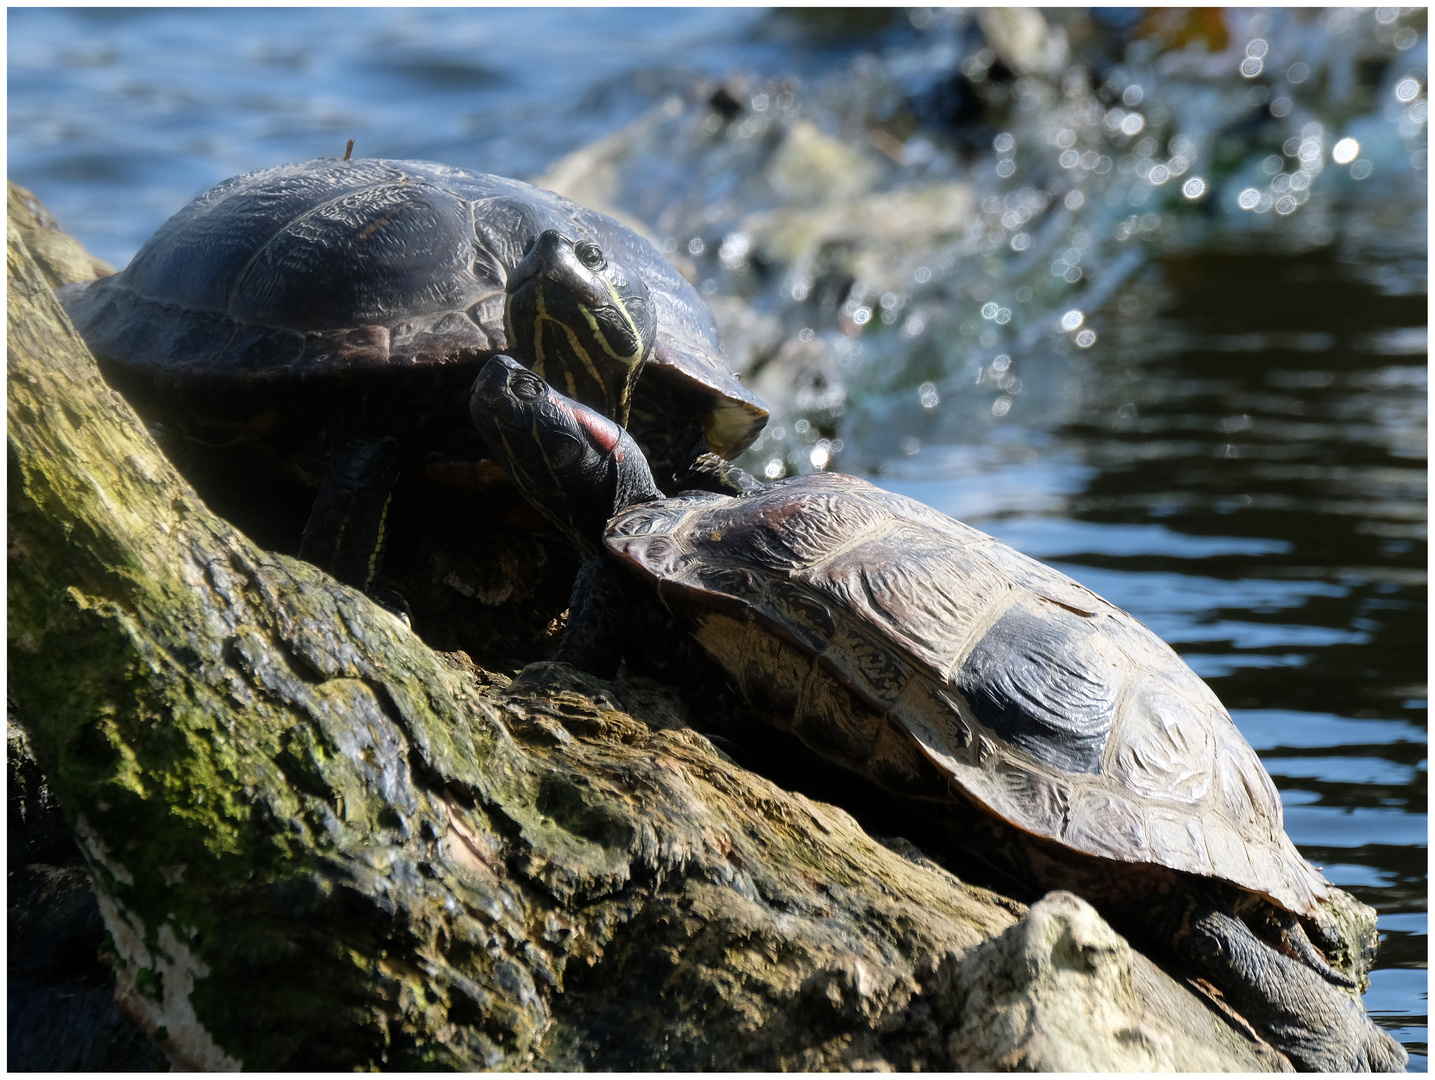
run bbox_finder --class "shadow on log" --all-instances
[7,182,1289,1071]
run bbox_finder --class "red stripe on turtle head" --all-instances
[552,398,626,461]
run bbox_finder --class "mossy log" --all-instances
[7,183,1288,1071]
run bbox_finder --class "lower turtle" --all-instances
[468,353,1407,1073]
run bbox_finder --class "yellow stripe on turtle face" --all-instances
[588,278,649,368]
[576,302,643,420]
[533,292,609,404]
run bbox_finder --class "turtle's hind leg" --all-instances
[682,450,766,496]
[1169,896,1407,1071]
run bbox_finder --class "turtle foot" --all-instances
[1175,903,1407,1072]
[680,450,766,496]
[1267,1012,1408,1073]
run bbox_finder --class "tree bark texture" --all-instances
[8,183,1289,1071]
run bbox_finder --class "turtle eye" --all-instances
[511,371,545,401]
[575,241,606,271]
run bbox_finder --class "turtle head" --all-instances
[471,354,662,558]
[504,229,656,429]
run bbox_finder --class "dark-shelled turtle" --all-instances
[468,354,1407,1073]
[56,156,767,592]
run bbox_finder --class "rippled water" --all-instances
[8,6,1426,1066]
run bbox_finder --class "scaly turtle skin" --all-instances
[57,156,767,590]
[469,354,1407,1073]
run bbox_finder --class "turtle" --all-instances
[467,354,1408,1073]
[56,155,767,593]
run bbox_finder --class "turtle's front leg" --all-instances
[551,556,631,676]
[299,434,402,593]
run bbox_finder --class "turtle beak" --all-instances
[471,354,527,412]
[508,229,570,291]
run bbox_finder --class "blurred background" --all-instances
[8,7,1426,1065]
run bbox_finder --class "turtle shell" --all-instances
[604,472,1331,917]
[57,157,766,458]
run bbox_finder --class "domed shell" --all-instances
[57,157,766,456]
[604,472,1332,917]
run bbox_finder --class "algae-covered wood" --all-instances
[7,182,1286,1071]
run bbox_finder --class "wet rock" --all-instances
[977,8,1067,77]
[765,118,881,205]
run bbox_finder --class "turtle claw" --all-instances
[680,450,766,496]
[370,586,412,628]
[1275,1016,1408,1073]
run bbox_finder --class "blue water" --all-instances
[8,6,1426,1067]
